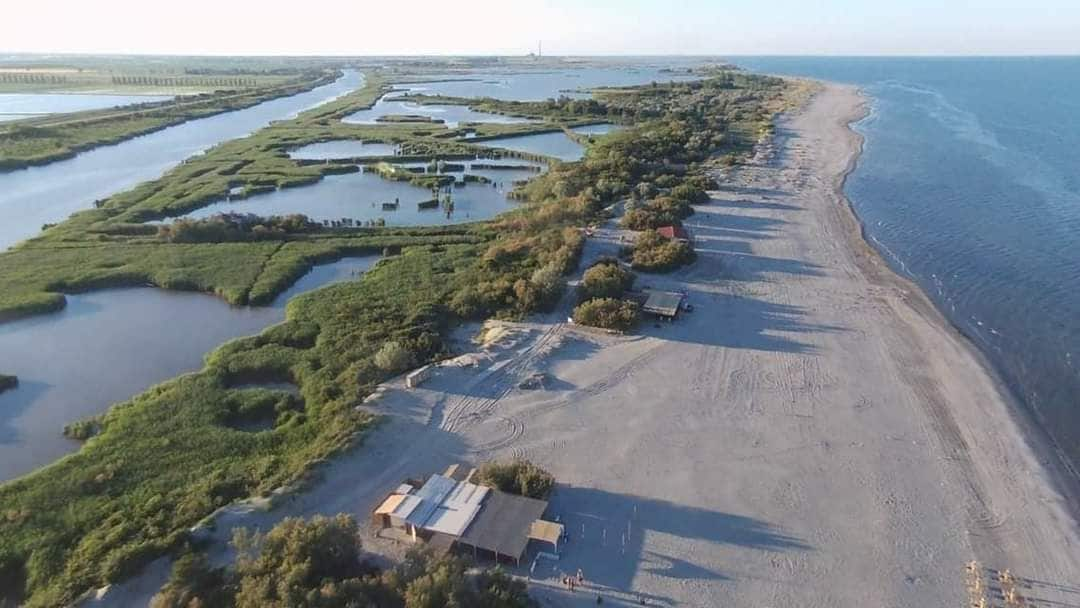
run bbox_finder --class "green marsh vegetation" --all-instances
[0,69,339,170]
[475,459,556,500]
[0,374,17,395]
[0,68,789,605]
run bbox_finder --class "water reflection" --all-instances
[0,70,364,251]
[0,255,377,482]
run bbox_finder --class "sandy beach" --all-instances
[84,82,1080,607]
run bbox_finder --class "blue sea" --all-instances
[734,57,1080,468]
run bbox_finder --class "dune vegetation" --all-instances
[150,514,536,608]
[0,68,788,606]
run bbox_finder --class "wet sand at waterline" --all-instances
[84,83,1080,607]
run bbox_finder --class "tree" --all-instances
[572,298,640,332]
[374,341,414,374]
[631,230,695,273]
[233,515,361,608]
[475,459,555,500]
[578,261,635,301]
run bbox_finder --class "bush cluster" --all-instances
[157,213,318,243]
[151,514,537,608]
[572,298,641,332]
[578,260,635,301]
[630,229,696,273]
[475,459,556,500]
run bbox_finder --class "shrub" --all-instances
[150,551,231,608]
[631,230,695,272]
[374,341,414,374]
[475,459,556,500]
[572,298,640,332]
[232,515,362,608]
[0,374,17,394]
[578,261,635,301]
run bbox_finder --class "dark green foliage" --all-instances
[157,214,319,243]
[630,230,696,273]
[152,515,537,608]
[151,551,232,608]
[475,459,556,500]
[0,374,16,395]
[572,298,641,332]
[62,415,103,441]
[233,514,361,607]
[578,260,635,301]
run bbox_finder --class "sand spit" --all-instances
[84,83,1080,607]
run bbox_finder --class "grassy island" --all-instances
[0,67,790,606]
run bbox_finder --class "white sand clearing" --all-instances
[82,83,1080,607]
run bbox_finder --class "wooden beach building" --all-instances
[371,464,564,565]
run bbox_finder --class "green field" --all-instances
[0,67,790,606]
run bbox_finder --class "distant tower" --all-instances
[538,40,542,58]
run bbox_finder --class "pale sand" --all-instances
[84,83,1080,606]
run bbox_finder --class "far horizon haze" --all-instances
[4,0,1079,57]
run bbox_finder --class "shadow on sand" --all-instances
[536,485,810,605]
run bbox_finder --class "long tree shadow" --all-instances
[538,486,810,603]
[637,288,845,354]
[706,198,802,212]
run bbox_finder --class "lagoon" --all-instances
[343,86,531,127]
[0,255,378,482]
[0,70,364,251]
[476,130,584,162]
[173,158,546,226]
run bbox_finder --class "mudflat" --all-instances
[88,83,1080,607]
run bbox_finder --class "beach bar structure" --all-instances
[641,289,684,319]
[657,224,692,244]
[372,464,563,564]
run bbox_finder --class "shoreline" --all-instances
[825,81,1080,531]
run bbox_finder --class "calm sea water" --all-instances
[735,57,1080,470]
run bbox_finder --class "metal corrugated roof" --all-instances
[403,475,490,537]
[642,290,682,316]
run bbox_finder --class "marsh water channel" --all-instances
[342,83,531,127]
[0,256,378,482]
[0,92,174,122]
[0,70,364,251]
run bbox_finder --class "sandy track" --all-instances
[85,83,1080,607]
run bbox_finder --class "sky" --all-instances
[4,0,1079,56]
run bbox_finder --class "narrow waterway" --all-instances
[0,70,364,251]
[0,255,378,482]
